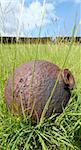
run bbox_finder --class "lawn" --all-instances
[0,42,81,149]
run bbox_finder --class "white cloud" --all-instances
[80,20,81,24]
[0,0,58,36]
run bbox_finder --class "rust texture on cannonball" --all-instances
[4,60,75,121]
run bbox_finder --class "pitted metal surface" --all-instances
[4,60,75,121]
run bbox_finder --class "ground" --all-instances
[0,43,81,149]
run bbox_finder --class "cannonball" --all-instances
[4,60,75,121]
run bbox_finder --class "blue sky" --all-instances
[0,0,81,37]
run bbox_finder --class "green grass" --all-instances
[0,42,81,150]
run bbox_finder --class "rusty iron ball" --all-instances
[4,60,75,121]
